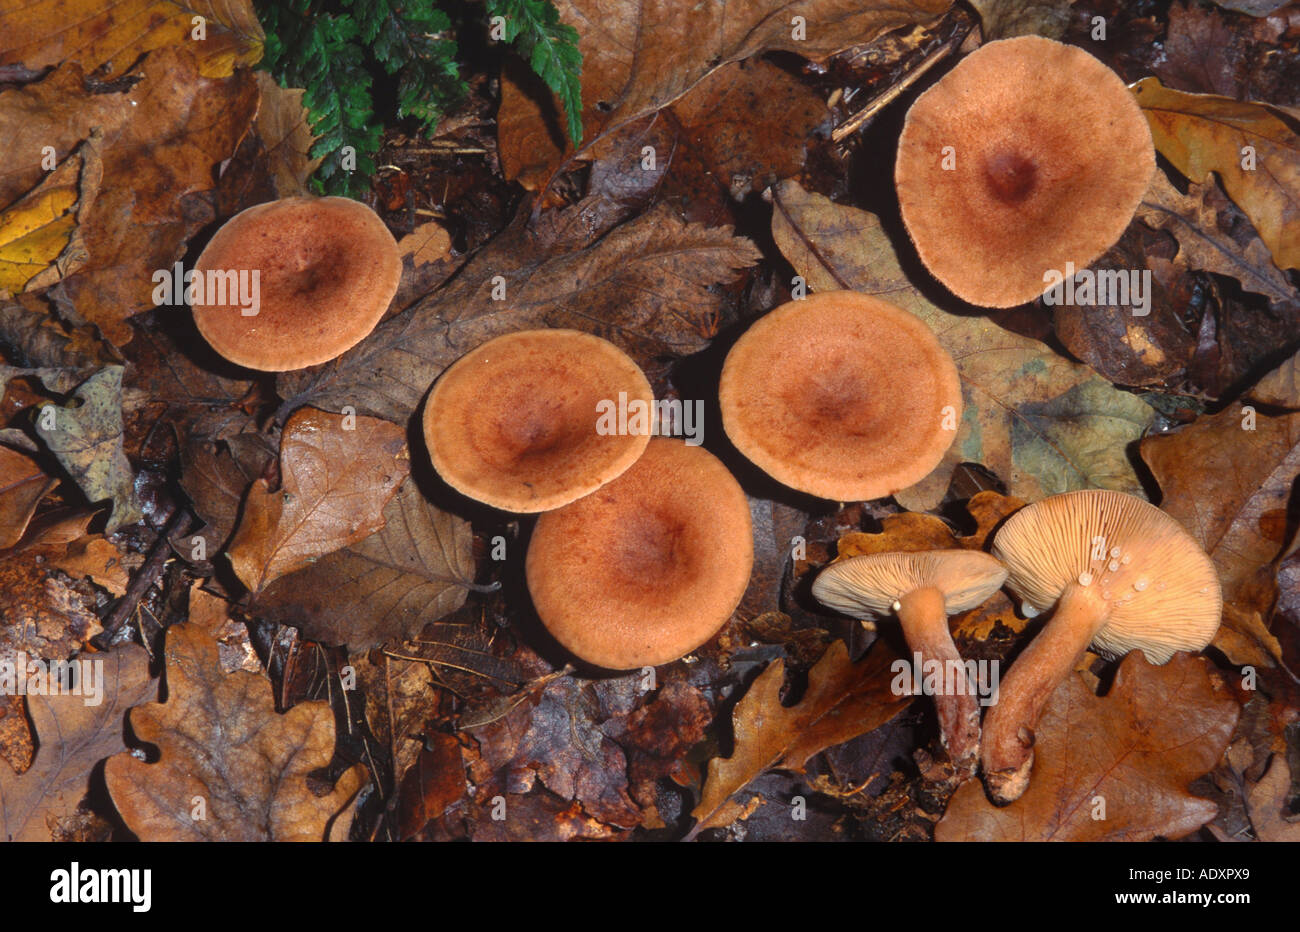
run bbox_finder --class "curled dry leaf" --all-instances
[0,0,264,79]
[251,71,322,198]
[1133,77,1300,270]
[227,407,409,594]
[937,652,1238,841]
[250,475,477,650]
[691,640,911,835]
[104,623,366,841]
[1,644,156,842]
[1246,754,1300,841]
[771,180,1155,506]
[0,445,56,549]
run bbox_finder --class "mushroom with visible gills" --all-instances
[812,550,1008,777]
[983,489,1222,803]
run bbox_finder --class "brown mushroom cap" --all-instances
[191,197,401,371]
[718,290,962,501]
[525,438,753,669]
[895,36,1155,308]
[991,489,1222,662]
[424,329,654,513]
[813,550,1008,618]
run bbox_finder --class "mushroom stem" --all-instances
[981,582,1110,803]
[896,587,981,779]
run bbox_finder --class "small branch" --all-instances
[97,507,192,644]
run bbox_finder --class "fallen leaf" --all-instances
[1133,76,1300,270]
[34,366,142,531]
[179,430,276,546]
[227,407,409,593]
[771,180,1155,506]
[49,535,131,596]
[1212,604,1284,669]
[1141,405,1300,612]
[392,221,457,311]
[691,640,910,834]
[104,623,366,841]
[251,71,320,197]
[0,445,55,549]
[396,733,467,841]
[969,0,1075,39]
[0,135,100,295]
[0,0,264,78]
[497,0,949,189]
[250,475,476,649]
[279,203,760,422]
[936,652,1238,841]
[0,644,156,842]
[1246,754,1300,841]
[1136,171,1295,306]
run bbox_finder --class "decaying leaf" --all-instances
[691,640,911,834]
[0,0,264,79]
[969,0,1075,39]
[1246,754,1300,841]
[1133,77,1300,270]
[252,71,321,198]
[0,445,56,549]
[227,407,409,593]
[1141,405,1300,613]
[937,652,1238,841]
[251,476,477,649]
[34,366,143,532]
[279,204,761,422]
[104,623,366,841]
[0,644,156,842]
[771,180,1155,506]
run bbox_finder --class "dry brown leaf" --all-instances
[0,0,264,78]
[0,445,55,549]
[497,0,949,189]
[104,623,366,841]
[50,536,131,596]
[252,71,321,197]
[1,644,156,842]
[691,640,910,834]
[227,407,409,593]
[1213,603,1284,669]
[1246,754,1300,841]
[250,475,477,649]
[937,652,1238,841]
[1141,405,1300,613]
[1133,77,1300,270]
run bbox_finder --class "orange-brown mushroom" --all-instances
[525,438,753,669]
[895,35,1155,308]
[984,490,1222,803]
[424,329,654,512]
[718,290,961,501]
[191,197,401,370]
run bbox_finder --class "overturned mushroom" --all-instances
[983,489,1222,803]
[895,35,1155,307]
[423,329,654,512]
[813,550,1007,777]
[526,438,753,669]
[718,291,961,501]
[191,196,401,370]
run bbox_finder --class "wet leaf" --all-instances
[497,0,949,189]
[34,366,143,532]
[104,623,366,841]
[691,640,910,834]
[771,179,1155,506]
[0,445,55,549]
[0,0,264,79]
[250,476,476,649]
[279,204,760,422]
[1141,405,1300,613]
[1133,77,1300,270]
[937,652,1238,841]
[0,644,155,842]
[227,407,409,593]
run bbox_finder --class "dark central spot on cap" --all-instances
[983,151,1038,204]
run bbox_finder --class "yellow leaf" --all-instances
[0,0,264,78]
[1133,77,1300,270]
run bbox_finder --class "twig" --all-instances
[97,507,191,644]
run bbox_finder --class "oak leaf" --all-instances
[938,653,1238,841]
[227,407,409,593]
[104,623,365,841]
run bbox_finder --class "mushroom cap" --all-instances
[525,438,753,669]
[191,196,401,371]
[895,36,1155,308]
[813,549,1008,618]
[718,290,962,501]
[991,489,1222,663]
[424,329,654,513]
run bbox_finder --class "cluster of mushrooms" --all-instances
[189,36,1222,805]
